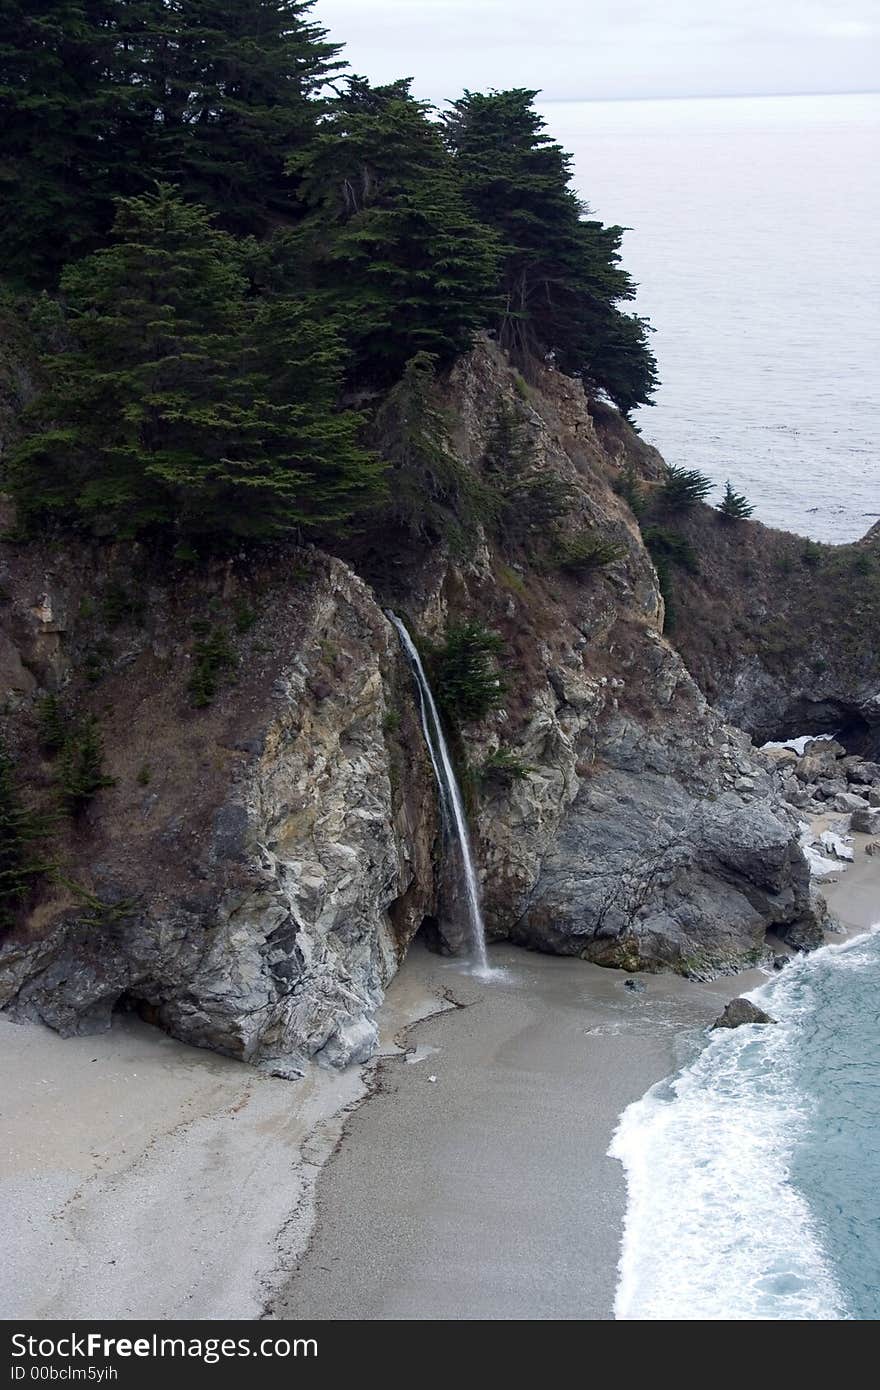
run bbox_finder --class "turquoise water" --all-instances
[610,928,880,1320]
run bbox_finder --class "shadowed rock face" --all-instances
[0,337,839,1066]
[661,512,880,757]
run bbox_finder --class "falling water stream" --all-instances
[386,612,490,974]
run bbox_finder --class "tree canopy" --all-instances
[10,187,385,541]
[1,8,659,548]
[443,88,657,412]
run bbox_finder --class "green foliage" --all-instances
[443,89,657,411]
[375,352,489,541]
[57,716,115,813]
[643,526,700,575]
[614,463,647,518]
[553,531,625,573]
[188,624,237,708]
[136,763,151,787]
[643,526,701,634]
[0,738,50,927]
[479,748,530,788]
[232,601,257,635]
[717,480,754,522]
[289,77,501,386]
[659,464,714,513]
[101,582,145,627]
[0,1,344,285]
[9,187,385,541]
[433,622,505,725]
[851,551,875,577]
[801,540,824,568]
[483,401,574,543]
[37,692,68,754]
[483,403,532,474]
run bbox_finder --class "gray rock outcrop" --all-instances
[712,997,776,1029]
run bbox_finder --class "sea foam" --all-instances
[609,930,880,1321]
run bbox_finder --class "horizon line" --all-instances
[538,87,879,105]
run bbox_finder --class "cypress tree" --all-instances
[0,1,340,284]
[0,0,153,285]
[9,186,386,540]
[289,78,501,386]
[154,1,343,236]
[442,89,657,412]
[717,480,754,522]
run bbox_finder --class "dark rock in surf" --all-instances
[712,997,776,1029]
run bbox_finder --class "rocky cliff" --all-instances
[0,337,842,1069]
[662,507,880,755]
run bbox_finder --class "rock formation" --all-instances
[1,336,855,1069]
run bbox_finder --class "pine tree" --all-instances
[443,89,657,412]
[289,78,501,386]
[717,480,754,522]
[9,186,386,540]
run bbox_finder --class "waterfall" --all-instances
[386,612,490,974]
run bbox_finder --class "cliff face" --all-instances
[0,548,438,1072]
[663,509,880,755]
[0,339,829,1068]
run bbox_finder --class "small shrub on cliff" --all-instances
[188,624,237,708]
[801,540,824,569]
[479,748,530,789]
[498,471,574,542]
[553,531,625,573]
[643,525,700,576]
[57,717,116,813]
[614,463,646,518]
[37,693,68,755]
[433,622,505,725]
[716,480,754,522]
[0,740,51,928]
[659,464,713,513]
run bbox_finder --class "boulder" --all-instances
[851,807,880,834]
[815,779,847,800]
[843,759,880,785]
[712,997,776,1029]
[760,745,798,769]
[832,791,870,814]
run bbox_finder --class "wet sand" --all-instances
[275,834,880,1323]
[274,943,745,1321]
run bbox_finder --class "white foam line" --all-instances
[607,928,880,1321]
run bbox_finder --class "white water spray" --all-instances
[387,612,490,974]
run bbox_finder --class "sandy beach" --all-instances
[2,832,876,1322]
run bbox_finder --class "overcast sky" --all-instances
[315,1,878,103]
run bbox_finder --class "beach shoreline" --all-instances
[2,832,876,1322]
[274,831,879,1322]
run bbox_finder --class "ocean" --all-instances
[610,928,880,1320]
[534,91,880,1320]
[542,93,880,543]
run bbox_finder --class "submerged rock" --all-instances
[712,997,776,1029]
